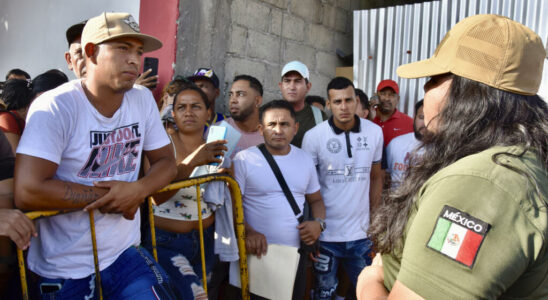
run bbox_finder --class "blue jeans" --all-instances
[313,238,373,300]
[37,246,177,299]
[143,225,215,299]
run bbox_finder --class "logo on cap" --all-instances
[123,15,140,33]
[195,69,214,78]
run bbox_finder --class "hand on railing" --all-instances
[84,180,146,220]
[0,209,36,250]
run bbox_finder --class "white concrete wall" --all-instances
[0,0,139,80]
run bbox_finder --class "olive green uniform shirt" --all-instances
[291,104,327,148]
[383,146,548,299]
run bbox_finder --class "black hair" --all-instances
[326,77,355,95]
[164,76,196,97]
[5,69,30,81]
[234,74,263,96]
[355,88,369,109]
[31,71,68,98]
[173,85,211,109]
[414,99,424,115]
[259,100,296,124]
[1,79,33,110]
[369,75,548,254]
[45,69,69,82]
[305,95,326,108]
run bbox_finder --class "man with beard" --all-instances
[373,80,413,146]
[384,100,425,190]
[223,74,264,158]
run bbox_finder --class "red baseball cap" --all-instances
[377,79,399,94]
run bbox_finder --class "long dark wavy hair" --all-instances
[368,74,548,254]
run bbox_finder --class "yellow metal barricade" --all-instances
[17,210,103,300]
[151,174,249,300]
[17,173,249,300]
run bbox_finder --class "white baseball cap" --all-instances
[281,61,309,80]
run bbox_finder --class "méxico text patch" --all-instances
[427,205,490,268]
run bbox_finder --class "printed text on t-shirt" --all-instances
[78,123,141,178]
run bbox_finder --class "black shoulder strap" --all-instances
[258,144,304,223]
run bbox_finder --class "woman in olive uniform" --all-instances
[358,14,548,299]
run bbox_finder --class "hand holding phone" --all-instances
[136,57,159,89]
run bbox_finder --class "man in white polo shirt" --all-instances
[302,77,383,300]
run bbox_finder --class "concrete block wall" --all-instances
[175,0,366,115]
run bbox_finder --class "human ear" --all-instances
[64,52,73,70]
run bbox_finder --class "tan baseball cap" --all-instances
[397,14,546,95]
[81,12,162,53]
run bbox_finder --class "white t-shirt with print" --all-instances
[385,132,421,190]
[233,145,320,248]
[302,117,383,242]
[17,80,170,279]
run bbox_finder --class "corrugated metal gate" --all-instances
[353,0,548,115]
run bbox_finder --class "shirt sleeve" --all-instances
[16,97,69,164]
[0,112,21,134]
[373,126,383,163]
[304,153,321,194]
[233,151,247,194]
[141,89,170,151]
[396,175,537,299]
[301,130,318,165]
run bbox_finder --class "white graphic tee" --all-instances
[17,80,170,279]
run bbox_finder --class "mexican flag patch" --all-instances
[427,205,490,268]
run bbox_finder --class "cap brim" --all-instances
[281,69,307,79]
[186,75,218,88]
[397,58,449,79]
[99,33,163,53]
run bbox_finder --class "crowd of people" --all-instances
[0,10,547,300]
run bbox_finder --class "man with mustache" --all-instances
[224,74,264,158]
[373,79,413,147]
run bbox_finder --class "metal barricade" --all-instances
[17,174,249,300]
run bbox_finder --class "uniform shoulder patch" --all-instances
[426,205,490,268]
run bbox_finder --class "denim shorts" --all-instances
[37,246,177,299]
[143,225,215,299]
